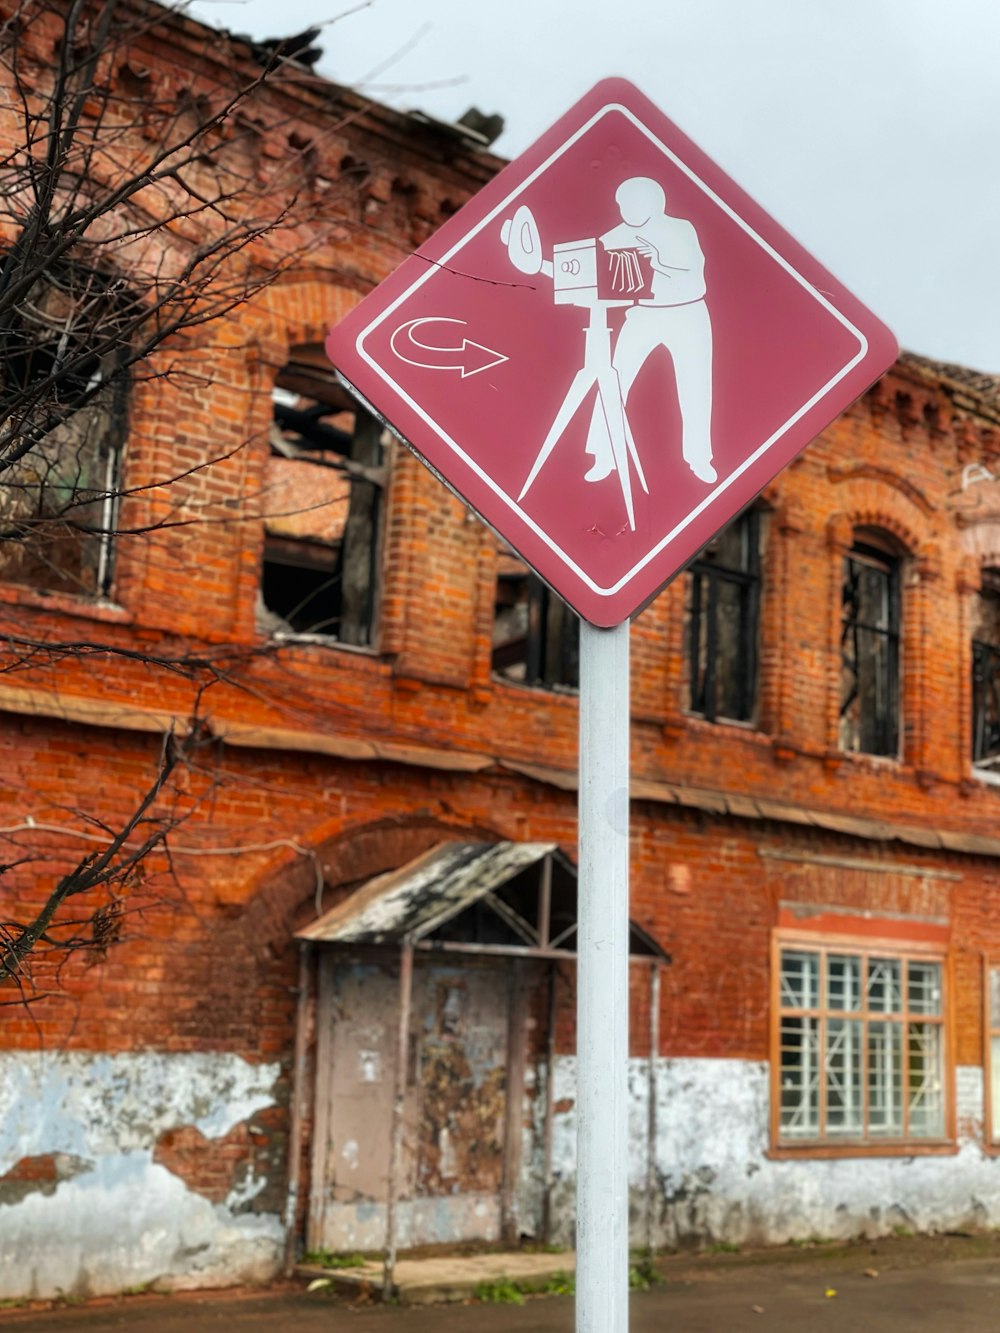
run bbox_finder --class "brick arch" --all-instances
[249,278,364,373]
[164,813,508,1043]
[232,812,508,963]
[826,501,926,562]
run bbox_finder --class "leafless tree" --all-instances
[0,0,360,993]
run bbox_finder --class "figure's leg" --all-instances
[584,308,657,483]
[613,307,661,403]
[583,398,615,482]
[668,303,716,484]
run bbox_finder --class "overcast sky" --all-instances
[189,0,1000,374]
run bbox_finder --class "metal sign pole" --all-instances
[576,618,630,1333]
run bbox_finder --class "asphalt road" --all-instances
[6,1254,1000,1333]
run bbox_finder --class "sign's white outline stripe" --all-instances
[353,101,870,599]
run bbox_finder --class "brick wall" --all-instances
[4,0,1000,1267]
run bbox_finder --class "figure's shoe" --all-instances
[687,458,717,484]
[584,455,615,482]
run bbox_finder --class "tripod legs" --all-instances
[597,366,635,531]
[518,365,640,532]
[517,364,596,503]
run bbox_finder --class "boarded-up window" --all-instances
[258,359,385,647]
[972,568,1000,772]
[839,535,901,757]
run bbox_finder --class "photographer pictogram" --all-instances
[501,176,716,532]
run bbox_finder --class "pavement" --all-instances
[6,1234,1000,1331]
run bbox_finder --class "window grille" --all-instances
[985,961,1000,1143]
[777,940,947,1147]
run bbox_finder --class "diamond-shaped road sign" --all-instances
[326,79,898,627]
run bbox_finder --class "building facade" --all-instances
[3,0,1000,1303]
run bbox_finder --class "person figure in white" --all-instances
[585,176,716,485]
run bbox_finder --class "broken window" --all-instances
[0,267,127,598]
[687,508,761,723]
[776,937,947,1147]
[839,535,901,757]
[491,550,578,690]
[258,347,386,647]
[972,568,1000,772]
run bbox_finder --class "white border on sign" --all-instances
[356,102,869,599]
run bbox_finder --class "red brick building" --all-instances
[3,0,1000,1302]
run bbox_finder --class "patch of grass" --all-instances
[709,1241,741,1255]
[301,1249,367,1270]
[542,1270,575,1296]
[120,1282,153,1297]
[474,1277,526,1305]
[628,1251,661,1291]
[52,1290,85,1307]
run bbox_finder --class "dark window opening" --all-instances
[258,348,385,647]
[0,267,128,599]
[492,551,578,691]
[840,535,901,757]
[687,508,761,723]
[973,568,1000,772]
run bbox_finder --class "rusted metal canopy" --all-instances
[297,841,556,946]
[296,840,668,960]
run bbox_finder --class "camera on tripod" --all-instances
[498,203,649,530]
[500,204,648,307]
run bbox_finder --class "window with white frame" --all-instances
[986,961,1000,1143]
[775,937,948,1147]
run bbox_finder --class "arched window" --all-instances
[492,549,578,691]
[0,264,128,598]
[839,530,902,757]
[687,507,762,723]
[258,345,385,647]
[972,567,1000,773]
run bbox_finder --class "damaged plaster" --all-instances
[0,1051,283,1301]
[543,1056,1000,1249]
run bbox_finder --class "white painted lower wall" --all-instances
[6,1049,1000,1300]
[0,1052,284,1300]
[539,1056,1000,1249]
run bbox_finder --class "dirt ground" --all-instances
[6,1233,1000,1331]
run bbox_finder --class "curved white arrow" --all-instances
[390,317,508,379]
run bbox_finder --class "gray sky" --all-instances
[189,0,1000,373]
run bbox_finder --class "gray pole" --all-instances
[576,619,630,1332]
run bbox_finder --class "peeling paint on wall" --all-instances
[0,1052,283,1301]
[539,1056,1000,1249]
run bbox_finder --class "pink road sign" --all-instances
[325,78,898,627]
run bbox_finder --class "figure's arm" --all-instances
[635,234,689,275]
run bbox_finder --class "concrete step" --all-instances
[296,1249,577,1306]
